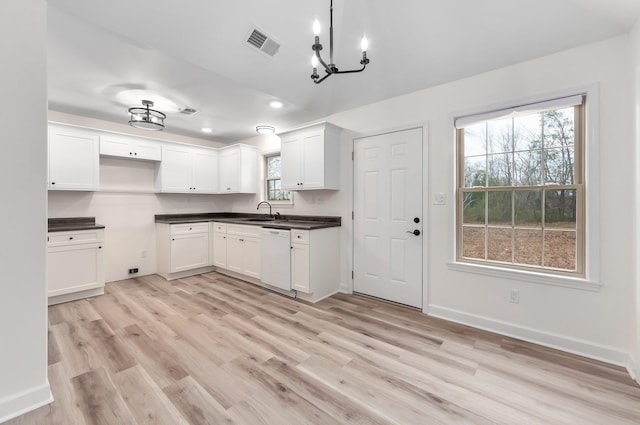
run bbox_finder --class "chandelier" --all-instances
[310,0,370,84]
[128,100,166,131]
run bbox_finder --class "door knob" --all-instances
[406,229,421,236]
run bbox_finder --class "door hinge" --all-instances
[352,211,354,220]
[352,151,354,161]
[352,270,354,279]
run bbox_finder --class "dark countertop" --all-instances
[48,217,105,232]
[155,213,341,230]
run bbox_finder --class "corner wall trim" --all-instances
[0,382,52,423]
[427,304,629,367]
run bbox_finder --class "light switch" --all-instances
[433,192,446,205]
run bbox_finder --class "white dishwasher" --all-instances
[260,228,292,290]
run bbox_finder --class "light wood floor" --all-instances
[7,271,640,424]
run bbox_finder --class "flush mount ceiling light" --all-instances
[256,125,275,134]
[201,127,213,133]
[269,100,283,109]
[128,100,166,131]
[310,0,370,84]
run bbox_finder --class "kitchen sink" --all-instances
[238,217,278,222]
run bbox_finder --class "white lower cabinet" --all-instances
[156,222,212,280]
[170,232,209,273]
[290,228,339,302]
[47,229,104,305]
[213,223,261,280]
[212,222,227,268]
[291,242,310,293]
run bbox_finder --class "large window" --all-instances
[265,154,291,202]
[456,96,585,276]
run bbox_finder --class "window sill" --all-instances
[446,261,601,292]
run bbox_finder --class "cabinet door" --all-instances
[159,145,192,192]
[242,236,261,279]
[226,234,244,273]
[219,148,240,192]
[301,132,324,189]
[192,148,218,193]
[291,243,310,292]
[49,127,99,190]
[170,232,209,273]
[48,243,103,297]
[213,232,227,268]
[281,136,303,190]
[99,135,131,158]
[132,139,161,161]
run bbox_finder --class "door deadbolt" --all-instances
[414,217,420,223]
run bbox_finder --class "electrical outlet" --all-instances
[128,268,139,274]
[509,289,520,304]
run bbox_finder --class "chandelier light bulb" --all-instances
[360,36,369,52]
[313,20,321,36]
[311,55,319,68]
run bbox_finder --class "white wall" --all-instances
[47,112,235,283]
[0,0,52,422]
[230,35,637,366]
[631,17,640,382]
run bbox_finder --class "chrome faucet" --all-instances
[256,201,272,217]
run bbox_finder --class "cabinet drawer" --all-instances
[227,224,261,237]
[48,230,101,246]
[291,229,309,245]
[170,223,209,235]
[212,222,227,233]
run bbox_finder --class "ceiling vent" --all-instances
[244,26,280,57]
[179,107,199,116]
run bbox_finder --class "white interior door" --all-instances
[354,127,423,308]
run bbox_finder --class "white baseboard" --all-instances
[627,353,639,385]
[427,304,629,367]
[0,382,52,423]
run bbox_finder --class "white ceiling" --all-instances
[47,0,640,143]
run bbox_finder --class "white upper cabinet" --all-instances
[218,145,257,194]
[99,134,161,161]
[157,144,218,193]
[280,122,341,191]
[48,125,100,191]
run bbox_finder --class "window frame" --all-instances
[450,89,600,289]
[264,152,292,205]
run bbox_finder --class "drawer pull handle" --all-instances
[69,237,74,240]
[98,246,102,249]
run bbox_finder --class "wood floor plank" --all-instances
[116,323,189,389]
[113,365,191,425]
[163,376,236,425]
[71,368,137,425]
[9,271,640,425]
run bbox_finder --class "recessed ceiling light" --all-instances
[201,127,212,133]
[269,100,283,109]
[256,125,275,134]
